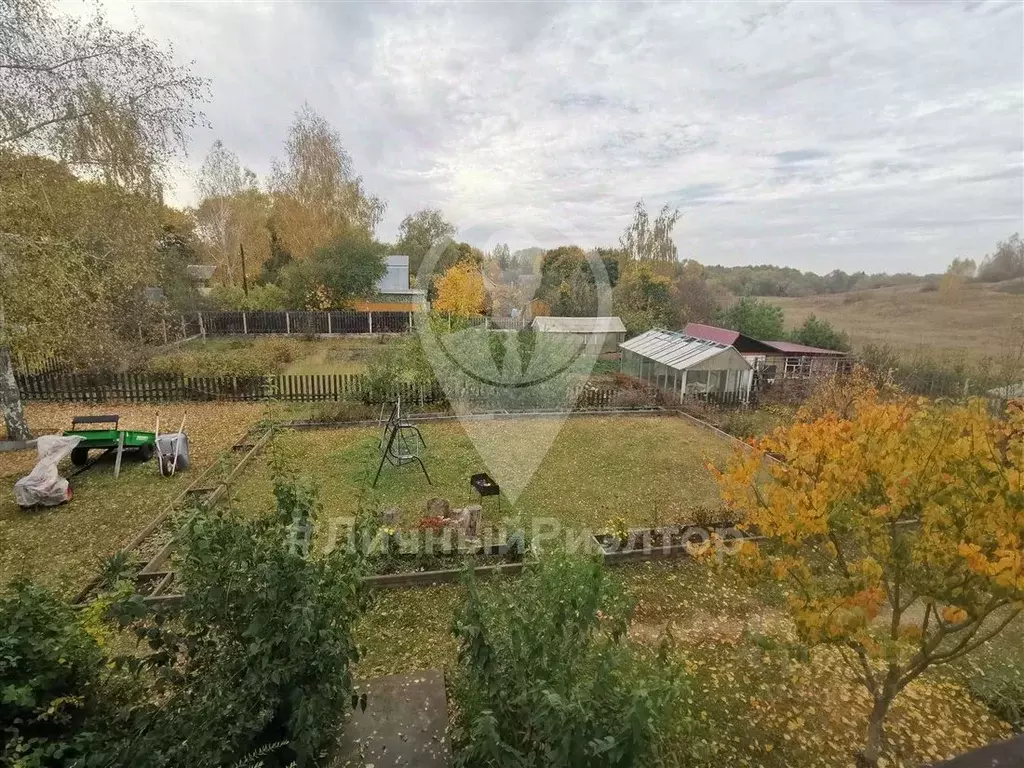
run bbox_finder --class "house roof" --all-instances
[683,323,779,355]
[533,316,627,334]
[619,328,752,371]
[683,323,740,345]
[763,340,848,356]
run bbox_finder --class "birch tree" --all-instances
[269,105,385,259]
[193,140,270,285]
[0,0,205,439]
[619,199,680,263]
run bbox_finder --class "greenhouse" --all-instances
[619,328,754,402]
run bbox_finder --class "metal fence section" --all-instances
[195,310,416,336]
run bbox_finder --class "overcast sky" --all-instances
[104,1,1023,274]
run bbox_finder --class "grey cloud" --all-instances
[112,0,1022,274]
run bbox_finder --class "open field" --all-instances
[0,402,262,594]
[229,414,738,534]
[770,282,1024,364]
[767,282,1024,362]
[353,559,1012,768]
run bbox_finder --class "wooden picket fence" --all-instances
[16,372,391,404]
[13,371,671,409]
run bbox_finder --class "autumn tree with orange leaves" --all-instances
[433,262,486,317]
[715,388,1023,767]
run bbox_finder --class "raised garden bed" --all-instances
[367,533,529,576]
[594,523,753,565]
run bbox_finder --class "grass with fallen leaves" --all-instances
[351,558,1011,768]
[0,402,263,595]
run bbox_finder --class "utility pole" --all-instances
[240,243,249,297]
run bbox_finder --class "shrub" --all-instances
[0,581,117,766]
[788,314,850,351]
[209,284,289,310]
[165,472,363,764]
[450,554,684,767]
[106,471,365,767]
[1,470,364,768]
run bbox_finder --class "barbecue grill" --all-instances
[470,472,500,513]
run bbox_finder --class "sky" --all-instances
[100,0,1023,274]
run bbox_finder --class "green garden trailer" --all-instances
[63,415,156,475]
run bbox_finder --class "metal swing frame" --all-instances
[372,399,431,487]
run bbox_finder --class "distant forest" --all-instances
[701,233,1023,297]
[700,265,940,298]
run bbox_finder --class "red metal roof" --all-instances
[763,340,847,356]
[683,323,741,346]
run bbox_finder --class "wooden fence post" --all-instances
[242,312,248,335]
[368,312,373,334]
[327,312,332,334]
[286,312,290,334]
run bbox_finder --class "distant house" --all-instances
[683,322,852,380]
[532,316,627,354]
[619,328,753,401]
[348,254,428,313]
[683,323,778,361]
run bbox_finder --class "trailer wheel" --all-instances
[70,447,89,466]
[137,444,154,462]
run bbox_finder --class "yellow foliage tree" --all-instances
[433,262,486,317]
[715,390,1023,766]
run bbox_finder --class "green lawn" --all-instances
[228,414,738,535]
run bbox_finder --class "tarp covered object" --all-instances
[14,435,83,508]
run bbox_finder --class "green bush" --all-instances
[1,469,365,768]
[788,314,850,351]
[0,581,116,767]
[151,471,364,765]
[209,283,289,311]
[450,554,684,767]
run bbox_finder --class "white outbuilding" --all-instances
[532,316,627,354]
[619,328,753,402]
